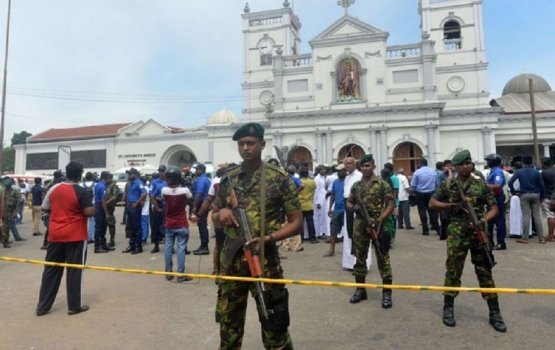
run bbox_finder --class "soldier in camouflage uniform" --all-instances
[346,154,395,308]
[215,122,302,350]
[3,178,26,245]
[103,174,122,248]
[429,149,507,332]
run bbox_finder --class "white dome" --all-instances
[207,109,238,125]
[502,73,551,96]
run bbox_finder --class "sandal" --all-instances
[516,239,529,244]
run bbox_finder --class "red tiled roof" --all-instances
[28,123,132,143]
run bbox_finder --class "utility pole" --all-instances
[529,78,540,167]
[0,0,12,174]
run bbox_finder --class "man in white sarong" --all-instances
[313,165,329,239]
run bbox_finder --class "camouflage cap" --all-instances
[451,149,471,165]
[359,153,374,164]
[232,122,264,141]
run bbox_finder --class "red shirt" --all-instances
[162,186,192,229]
[42,183,93,242]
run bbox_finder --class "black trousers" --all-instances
[149,208,165,243]
[94,204,107,248]
[302,210,316,241]
[346,207,354,239]
[415,191,438,234]
[37,240,87,313]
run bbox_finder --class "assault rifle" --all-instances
[459,191,496,269]
[230,189,270,321]
[354,190,384,260]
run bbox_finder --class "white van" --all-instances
[113,165,158,193]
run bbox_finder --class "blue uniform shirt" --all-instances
[331,178,345,213]
[194,174,211,200]
[127,178,147,203]
[94,179,107,206]
[151,178,167,197]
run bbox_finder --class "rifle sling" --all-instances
[259,163,266,275]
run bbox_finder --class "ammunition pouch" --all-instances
[221,237,244,271]
[260,287,290,332]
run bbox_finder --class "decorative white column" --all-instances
[481,127,493,157]
[325,131,333,164]
[314,131,323,164]
[378,127,388,167]
[425,123,437,166]
[543,143,551,158]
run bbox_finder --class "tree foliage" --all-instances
[11,130,32,146]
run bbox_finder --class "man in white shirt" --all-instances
[342,157,364,269]
[396,168,414,230]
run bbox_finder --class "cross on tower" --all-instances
[337,0,355,14]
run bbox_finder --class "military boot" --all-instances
[349,277,367,304]
[487,299,507,333]
[443,295,456,327]
[382,279,393,309]
[3,241,10,248]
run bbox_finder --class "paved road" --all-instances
[1,207,554,349]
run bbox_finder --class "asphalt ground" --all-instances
[1,207,555,350]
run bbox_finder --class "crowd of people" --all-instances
[5,124,555,345]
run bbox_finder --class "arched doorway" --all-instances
[287,146,313,170]
[392,142,423,175]
[337,144,365,162]
[161,145,197,169]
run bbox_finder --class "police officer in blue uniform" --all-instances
[122,168,148,255]
[149,165,167,253]
[485,154,507,250]
[94,171,113,253]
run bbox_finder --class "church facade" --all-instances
[13,0,555,175]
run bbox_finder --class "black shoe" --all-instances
[3,242,10,248]
[487,299,507,333]
[443,296,456,327]
[398,226,404,229]
[493,243,507,250]
[87,240,94,244]
[40,245,47,250]
[107,242,115,248]
[166,274,174,281]
[177,276,193,283]
[336,237,343,243]
[36,309,50,316]
[15,238,27,241]
[122,246,133,253]
[309,239,319,244]
[422,231,429,236]
[130,247,143,255]
[406,226,415,230]
[382,290,393,309]
[33,232,43,236]
[94,247,110,253]
[68,305,89,315]
[193,247,209,255]
[349,288,367,304]
[150,245,160,253]
[186,249,191,255]
[102,245,115,251]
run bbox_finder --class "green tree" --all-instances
[2,147,14,172]
[11,130,32,146]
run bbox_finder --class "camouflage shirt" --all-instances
[216,163,300,240]
[432,174,496,222]
[105,182,122,210]
[349,177,394,222]
[4,188,20,215]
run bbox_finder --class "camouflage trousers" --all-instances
[217,250,293,350]
[107,210,116,243]
[352,222,392,282]
[444,226,497,300]
[1,216,9,243]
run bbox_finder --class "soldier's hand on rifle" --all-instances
[219,208,239,227]
[352,204,363,215]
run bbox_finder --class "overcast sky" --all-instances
[0,0,553,144]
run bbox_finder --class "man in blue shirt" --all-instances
[410,158,438,236]
[122,168,148,254]
[149,165,168,253]
[94,171,112,253]
[191,164,212,255]
[323,165,347,257]
[508,156,546,243]
[485,154,507,250]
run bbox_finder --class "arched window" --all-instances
[443,20,461,50]
[337,144,365,162]
[392,142,423,175]
[287,146,313,170]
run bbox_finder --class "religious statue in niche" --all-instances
[337,57,361,101]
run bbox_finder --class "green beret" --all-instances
[359,154,374,164]
[232,122,265,141]
[451,149,471,165]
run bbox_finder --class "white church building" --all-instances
[14,0,555,175]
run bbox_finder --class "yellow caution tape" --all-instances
[2,256,555,295]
